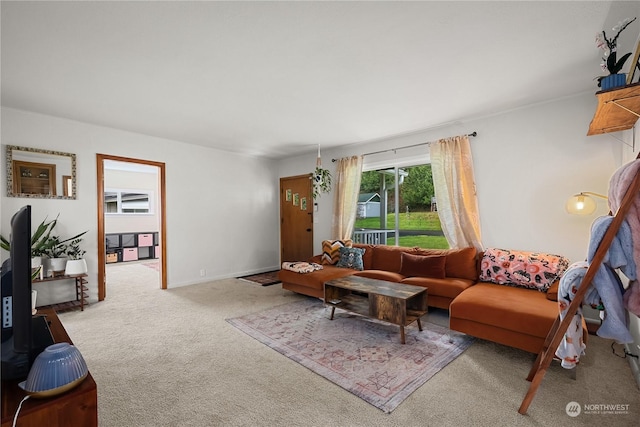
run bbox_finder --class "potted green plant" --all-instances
[0,215,58,270]
[64,237,87,276]
[1,215,58,255]
[42,236,69,276]
[313,166,332,199]
[312,145,333,200]
[41,231,88,277]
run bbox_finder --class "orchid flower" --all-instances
[595,16,636,80]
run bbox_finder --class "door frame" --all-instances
[96,154,167,300]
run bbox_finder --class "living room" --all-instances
[1,1,640,425]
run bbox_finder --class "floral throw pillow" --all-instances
[479,248,570,292]
[336,247,366,271]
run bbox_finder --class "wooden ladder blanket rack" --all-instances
[519,164,640,415]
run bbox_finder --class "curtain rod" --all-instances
[331,131,477,162]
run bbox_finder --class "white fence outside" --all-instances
[352,229,393,245]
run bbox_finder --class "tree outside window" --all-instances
[354,164,448,249]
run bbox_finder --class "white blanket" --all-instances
[281,262,323,274]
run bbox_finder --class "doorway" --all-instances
[96,154,167,300]
[280,174,314,262]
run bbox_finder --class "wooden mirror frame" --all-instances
[5,145,77,199]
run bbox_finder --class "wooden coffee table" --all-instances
[324,275,428,344]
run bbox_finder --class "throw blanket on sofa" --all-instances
[281,262,323,274]
[556,262,589,369]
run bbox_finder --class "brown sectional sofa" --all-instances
[279,244,574,354]
[449,281,562,354]
[278,244,478,308]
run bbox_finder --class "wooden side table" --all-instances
[33,274,89,312]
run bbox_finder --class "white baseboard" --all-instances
[624,343,640,390]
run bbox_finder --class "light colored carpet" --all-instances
[227,298,473,413]
[58,263,640,426]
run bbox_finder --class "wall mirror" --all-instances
[5,145,76,199]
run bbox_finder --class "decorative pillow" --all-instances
[479,248,570,292]
[399,253,446,278]
[321,239,353,265]
[336,247,366,271]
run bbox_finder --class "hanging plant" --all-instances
[313,166,332,199]
[313,144,332,199]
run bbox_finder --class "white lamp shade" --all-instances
[566,194,597,215]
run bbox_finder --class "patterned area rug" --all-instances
[141,260,160,271]
[237,270,281,286]
[227,298,474,413]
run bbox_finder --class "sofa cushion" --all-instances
[370,245,411,272]
[401,276,475,299]
[413,247,478,281]
[450,282,557,338]
[399,253,446,278]
[336,247,366,270]
[353,270,405,282]
[479,248,569,292]
[546,280,560,301]
[321,239,353,265]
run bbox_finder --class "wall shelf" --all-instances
[587,82,640,135]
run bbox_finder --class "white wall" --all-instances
[1,107,281,305]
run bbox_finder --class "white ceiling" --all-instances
[2,1,639,159]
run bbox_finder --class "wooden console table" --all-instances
[34,274,89,312]
[1,309,97,427]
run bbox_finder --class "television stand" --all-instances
[1,309,97,427]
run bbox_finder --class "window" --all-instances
[354,163,447,249]
[105,189,153,214]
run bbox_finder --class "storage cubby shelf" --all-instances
[106,231,159,263]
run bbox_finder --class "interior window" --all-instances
[354,164,448,249]
[105,189,153,214]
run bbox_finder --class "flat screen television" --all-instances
[1,205,54,379]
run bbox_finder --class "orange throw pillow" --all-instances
[399,253,446,278]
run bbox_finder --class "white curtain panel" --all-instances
[331,155,363,240]
[431,135,483,251]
